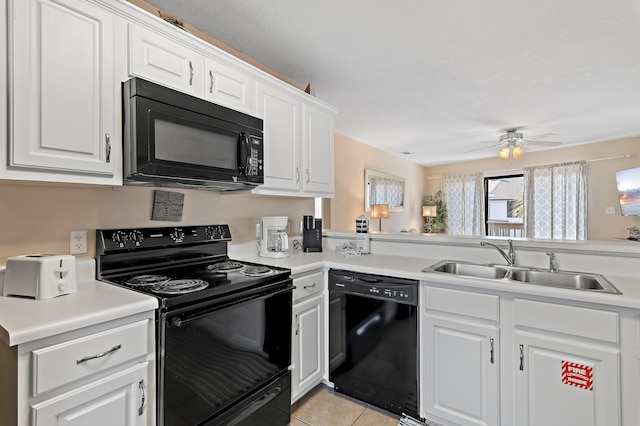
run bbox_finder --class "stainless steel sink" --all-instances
[423,261,510,279]
[423,260,622,294]
[509,269,621,294]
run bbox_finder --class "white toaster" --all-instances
[3,255,78,300]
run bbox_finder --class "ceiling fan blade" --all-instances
[526,133,558,140]
[525,140,563,146]
[464,144,500,153]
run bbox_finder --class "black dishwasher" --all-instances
[328,269,419,419]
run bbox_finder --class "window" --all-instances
[484,175,524,237]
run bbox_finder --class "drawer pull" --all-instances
[303,283,317,290]
[76,344,122,364]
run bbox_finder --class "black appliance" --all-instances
[96,225,293,426]
[328,269,420,419]
[123,77,264,191]
[302,215,322,253]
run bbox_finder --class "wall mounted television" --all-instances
[616,166,640,216]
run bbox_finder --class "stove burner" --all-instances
[239,265,273,277]
[126,274,170,287]
[207,261,245,272]
[150,279,209,294]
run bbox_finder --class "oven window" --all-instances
[153,115,238,170]
[163,290,292,425]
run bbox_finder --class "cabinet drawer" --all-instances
[514,299,619,343]
[293,271,323,302]
[423,286,499,322]
[32,320,149,396]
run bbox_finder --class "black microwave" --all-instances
[122,77,263,191]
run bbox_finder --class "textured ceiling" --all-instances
[147,0,640,166]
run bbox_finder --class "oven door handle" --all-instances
[170,285,293,327]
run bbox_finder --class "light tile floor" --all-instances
[291,384,400,426]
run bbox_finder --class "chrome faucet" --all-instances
[546,252,558,272]
[480,239,517,266]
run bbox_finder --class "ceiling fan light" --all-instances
[498,146,511,159]
[513,145,525,158]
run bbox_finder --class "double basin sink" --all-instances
[423,260,621,294]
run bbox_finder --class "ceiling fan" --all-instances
[468,128,563,160]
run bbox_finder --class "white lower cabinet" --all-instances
[512,299,621,426]
[421,286,500,426]
[0,312,155,426]
[514,332,620,426]
[31,362,148,426]
[423,316,499,426]
[421,284,626,426]
[291,271,325,402]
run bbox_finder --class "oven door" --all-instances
[160,283,293,426]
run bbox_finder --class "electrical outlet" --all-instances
[70,230,88,254]
[605,207,616,215]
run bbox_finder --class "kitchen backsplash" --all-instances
[0,184,314,264]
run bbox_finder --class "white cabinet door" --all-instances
[204,59,254,115]
[423,315,499,426]
[255,82,301,192]
[302,102,335,195]
[129,24,204,97]
[9,0,116,176]
[514,331,620,426]
[32,362,148,426]
[292,293,324,402]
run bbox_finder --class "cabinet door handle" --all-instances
[303,282,317,290]
[188,61,194,85]
[306,168,310,184]
[105,134,111,163]
[295,167,300,183]
[490,338,495,364]
[209,70,214,93]
[519,344,524,371]
[76,344,122,364]
[138,380,146,416]
[295,313,300,335]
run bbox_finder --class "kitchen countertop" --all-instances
[0,259,157,347]
[233,246,640,310]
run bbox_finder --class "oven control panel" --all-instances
[98,224,232,251]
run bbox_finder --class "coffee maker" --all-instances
[258,216,290,258]
[302,215,323,252]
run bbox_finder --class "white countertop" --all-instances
[233,245,640,311]
[0,259,157,347]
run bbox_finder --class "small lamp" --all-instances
[498,144,525,160]
[370,204,389,231]
[422,205,437,233]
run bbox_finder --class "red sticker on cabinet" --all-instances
[561,361,593,391]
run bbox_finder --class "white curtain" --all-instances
[369,176,404,208]
[524,161,588,240]
[442,173,485,236]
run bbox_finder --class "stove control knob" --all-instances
[129,230,144,246]
[170,229,185,243]
[111,231,128,248]
[205,225,225,240]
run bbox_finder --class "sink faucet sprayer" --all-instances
[480,239,517,266]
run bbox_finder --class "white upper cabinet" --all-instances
[204,59,255,115]
[254,82,337,197]
[254,82,301,193]
[128,24,205,98]
[302,102,335,195]
[6,0,122,184]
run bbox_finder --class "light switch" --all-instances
[605,207,616,215]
